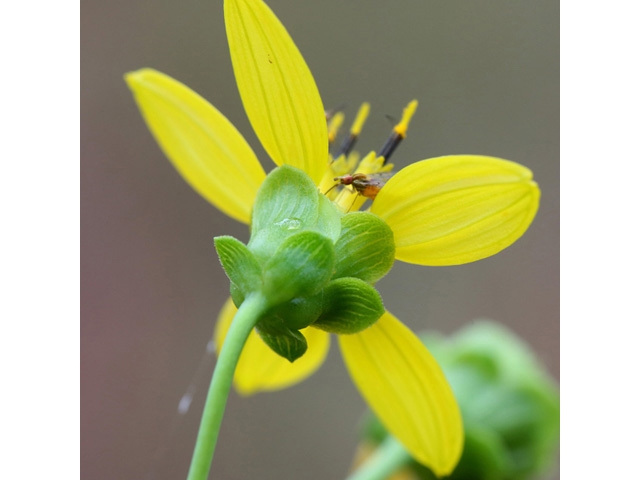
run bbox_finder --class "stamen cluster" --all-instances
[321,101,418,212]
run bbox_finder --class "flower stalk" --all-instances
[186,293,269,480]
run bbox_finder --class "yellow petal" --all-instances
[370,155,540,265]
[339,311,463,476]
[214,297,330,395]
[125,68,265,224]
[225,0,327,184]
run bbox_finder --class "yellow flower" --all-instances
[125,0,539,475]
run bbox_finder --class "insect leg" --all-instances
[324,182,340,196]
[346,194,359,213]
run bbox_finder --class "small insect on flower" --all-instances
[332,171,395,201]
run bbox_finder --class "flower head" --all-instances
[125,0,539,475]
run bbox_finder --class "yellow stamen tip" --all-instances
[328,112,345,144]
[350,102,371,135]
[393,99,418,138]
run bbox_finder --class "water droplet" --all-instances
[274,218,302,230]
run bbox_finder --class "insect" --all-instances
[332,171,394,200]
[326,171,394,212]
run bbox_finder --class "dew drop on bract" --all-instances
[274,218,302,231]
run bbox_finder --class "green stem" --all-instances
[187,294,268,480]
[345,437,412,480]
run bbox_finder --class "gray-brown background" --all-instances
[82,0,558,478]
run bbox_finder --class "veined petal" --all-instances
[125,69,265,224]
[214,297,330,395]
[370,155,540,266]
[225,0,327,184]
[339,311,463,476]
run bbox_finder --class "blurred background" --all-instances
[81,0,558,478]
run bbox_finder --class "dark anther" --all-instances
[377,132,403,164]
[337,134,358,158]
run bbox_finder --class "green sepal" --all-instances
[248,160,320,263]
[333,212,395,284]
[262,230,335,306]
[313,277,384,334]
[270,294,323,331]
[255,316,308,362]
[251,165,319,235]
[214,236,262,296]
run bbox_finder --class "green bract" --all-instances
[262,230,335,305]
[248,165,320,265]
[214,236,262,295]
[333,212,395,284]
[314,278,384,334]
[214,166,396,361]
[255,314,309,362]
